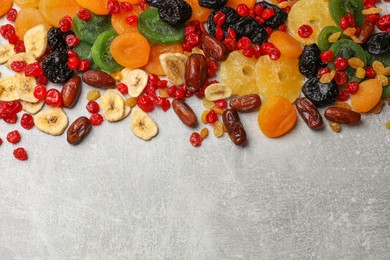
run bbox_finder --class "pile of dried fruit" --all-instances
[0,0,389,160]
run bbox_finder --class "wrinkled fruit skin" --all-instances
[222,108,247,146]
[366,33,390,55]
[231,16,268,45]
[47,27,75,53]
[199,0,228,9]
[42,52,74,84]
[295,97,323,130]
[158,0,192,26]
[254,2,287,29]
[302,77,338,107]
[61,76,82,108]
[172,99,198,127]
[82,70,116,89]
[201,33,229,61]
[67,116,92,145]
[230,94,261,112]
[185,53,207,92]
[324,107,361,125]
[146,0,163,8]
[299,44,326,78]
[207,7,241,38]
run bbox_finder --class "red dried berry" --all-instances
[243,48,255,58]
[14,40,25,53]
[365,66,376,78]
[261,8,275,20]
[278,24,287,32]
[59,15,72,32]
[189,132,202,147]
[175,87,186,99]
[33,85,47,100]
[86,101,100,114]
[254,4,264,16]
[298,24,313,38]
[7,130,21,144]
[167,86,177,97]
[45,89,62,107]
[67,49,78,58]
[78,9,91,21]
[215,26,224,41]
[10,60,27,72]
[213,11,226,26]
[346,81,359,94]
[107,0,121,14]
[237,37,252,50]
[334,56,348,71]
[0,138,2,146]
[116,83,128,95]
[206,109,218,124]
[222,37,237,51]
[157,80,168,89]
[334,71,348,85]
[67,56,80,70]
[126,15,138,25]
[21,113,34,130]
[339,16,350,30]
[337,89,350,101]
[65,34,80,48]
[320,50,334,63]
[137,95,154,112]
[207,59,219,78]
[37,75,48,85]
[13,147,28,161]
[236,4,249,17]
[215,99,227,109]
[25,62,43,77]
[161,98,171,112]
[78,59,90,71]
[318,67,331,77]
[90,113,104,126]
[0,24,16,40]
[120,2,133,12]
[6,8,18,22]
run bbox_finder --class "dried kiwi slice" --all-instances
[73,13,112,45]
[91,30,123,73]
[317,26,348,52]
[328,0,365,28]
[138,8,184,44]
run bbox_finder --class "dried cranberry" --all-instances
[254,4,264,16]
[213,11,226,26]
[318,67,330,77]
[59,15,72,32]
[13,147,28,161]
[215,26,224,41]
[10,60,27,72]
[0,24,15,40]
[116,83,128,95]
[67,56,80,70]
[346,81,359,94]
[207,60,219,78]
[206,109,218,124]
[320,50,334,64]
[334,71,348,85]
[137,95,154,112]
[167,86,177,97]
[237,37,251,50]
[33,85,47,100]
[376,14,390,32]
[78,59,90,71]
[21,113,34,130]
[298,24,313,38]
[157,80,168,89]
[108,0,121,14]
[365,14,380,25]
[37,75,48,85]
[215,99,227,109]
[126,16,138,25]
[2,113,17,124]
[90,113,104,126]
[46,89,62,107]
[243,48,255,58]
[337,89,350,101]
[65,35,80,48]
[261,8,275,20]
[222,37,237,51]
[25,62,43,77]
[120,2,133,11]
[339,16,350,30]
[365,66,376,78]
[86,101,100,114]
[161,99,171,112]
[78,9,91,21]
[7,130,21,144]
[334,57,348,71]
[67,49,78,58]
[236,4,249,17]
[189,132,202,147]
[14,40,25,53]
[6,8,17,22]
[175,87,186,99]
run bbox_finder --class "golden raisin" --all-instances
[213,121,224,137]
[356,67,366,79]
[329,121,341,133]
[372,61,384,75]
[158,88,169,98]
[86,89,101,101]
[348,57,364,69]
[111,71,122,81]
[334,101,352,110]
[362,7,382,15]
[202,98,215,109]
[201,110,209,124]
[320,70,336,83]
[125,97,137,107]
[386,121,390,129]
[200,127,209,139]
[343,27,356,37]
[375,74,389,86]
[351,35,362,44]
[213,107,225,115]
[382,67,390,76]
[328,32,341,43]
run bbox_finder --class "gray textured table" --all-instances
[1,3,390,260]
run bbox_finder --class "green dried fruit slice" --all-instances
[91,30,123,73]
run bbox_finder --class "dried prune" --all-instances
[231,16,267,44]
[366,33,390,55]
[158,0,192,26]
[302,77,338,107]
[47,27,75,53]
[199,0,228,9]
[254,2,287,29]
[207,7,241,37]
[42,52,74,84]
[299,44,325,78]
[146,0,163,8]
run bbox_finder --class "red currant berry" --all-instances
[59,15,72,32]
[67,56,80,70]
[107,0,121,14]
[126,15,138,25]
[320,50,334,63]
[334,71,348,85]
[237,37,252,50]
[45,89,62,107]
[213,11,226,26]
[346,81,359,94]
[365,66,376,78]
[25,62,43,77]
[117,83,128,95]
[337,89,350,101]
[298,24,313,38]
[33,85,47,100]
[13,147,28,161]
[120,2,133,12]
[261,8,275,20]
[6,8,18,22]
[206,109,218,124]
[334,56,348,71]
[243,48,255,58]
[90,113,104,126]
[189,132,202,147]
[346,12,356,27]
[137,95,154,112]
[175,87,186,99]
[78,9,91,21]
[21,113,34,130]
[78,59,90,71]
[215,99,227,109]
[86,101,100,114]
[7,130,21,144]
[65,34,80,48]
[10,60,27,72]
[236,4,249,17]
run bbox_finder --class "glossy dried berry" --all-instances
[207,7,241,39]
[302,77,338,107]
[7,130,21,144]
[158,0,192,26]
[21,113,34,130]
[254,2,287,29]
[231,16,268,44]
[199,0,228,9]
[47,27,75,53]
[13,147,28,161]
[366,32,390,55]
[299,44,326,78]
[42,52,74,84]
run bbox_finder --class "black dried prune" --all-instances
[42,52,74,84]
[299,44,326,78]
[207,7,241,37]
[302,77,338,107]
[47,27,75,53]
[366,32,390,55]
[146,0,163,8]
[231,16,267,44]
[254,2,287,29]
[199,0,228,9]
[158,0,192,26]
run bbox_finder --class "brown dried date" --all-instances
[185,53,207,92]
[230,94,261,112]
[67,116,92,145]
[61,76,81,108]
[295,97,323,130]
[172,99,198,127]
[324,107,361,125]
[222,108,247,145]
[82,70,116,89]
[358,23,375,44]
[201,33,229,61]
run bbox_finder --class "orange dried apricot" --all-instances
[185,0,212,22]
[143,43,183,76]
[226,0,256,9]
[269,31,302,59]
[15,8,51,38]
[351,79,383,113]
[14,0,39,8]
[0,0,13,17]
[258,96,297,138]
[75,0,108,15]
[111,5,142,34]
[39,0,81,26]
[119,0,139,4]
[110,32,150,69]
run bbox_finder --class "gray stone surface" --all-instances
[1,3,390,259]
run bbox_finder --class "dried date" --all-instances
[67,116,92,145]
[324,107,361,125]
[222,108,247,145]
[230,94,261,112]
[201,33,229,61]
[185,53,207,92]
[295,97,323,130]
[172,99,198,127]
[61,76,81,108]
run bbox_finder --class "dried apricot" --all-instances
[111,5,142,34]
[14,0,39,8]
[0,0,12,17]
[258,96,297,138]
[143,44,183,76]
[185,0,212,22]
[119,0,139,4]
[39,0,81,26]
[351,79,383,113]
[110,32,150,69]
[269,31,302,59]
[75,0,108,15]
[15,8,51,38]
[226,0,255,9]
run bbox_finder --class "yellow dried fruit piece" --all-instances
[348,57,364,69]
[328,32,341,43]
[362,7,382,15]
[320,70,336,83]
[372,61,384,75]
[158,88,169,98]
[356,67,366,79]
[382,67,390,76]
[125,97,137,107]
[0,86,3,96]
[351,35,362,44]
[329,121,341,133]
[86,89,101,101]
[111,71,122,81]
[375,74,389,86]
[386,121,390,130]
[213,121,224,137]
[334,101,352,110]
[213,107,224,115]
[343,27,356,37]
[202,98,215,109]
[200,127,209,139]
[201,110,209,124]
